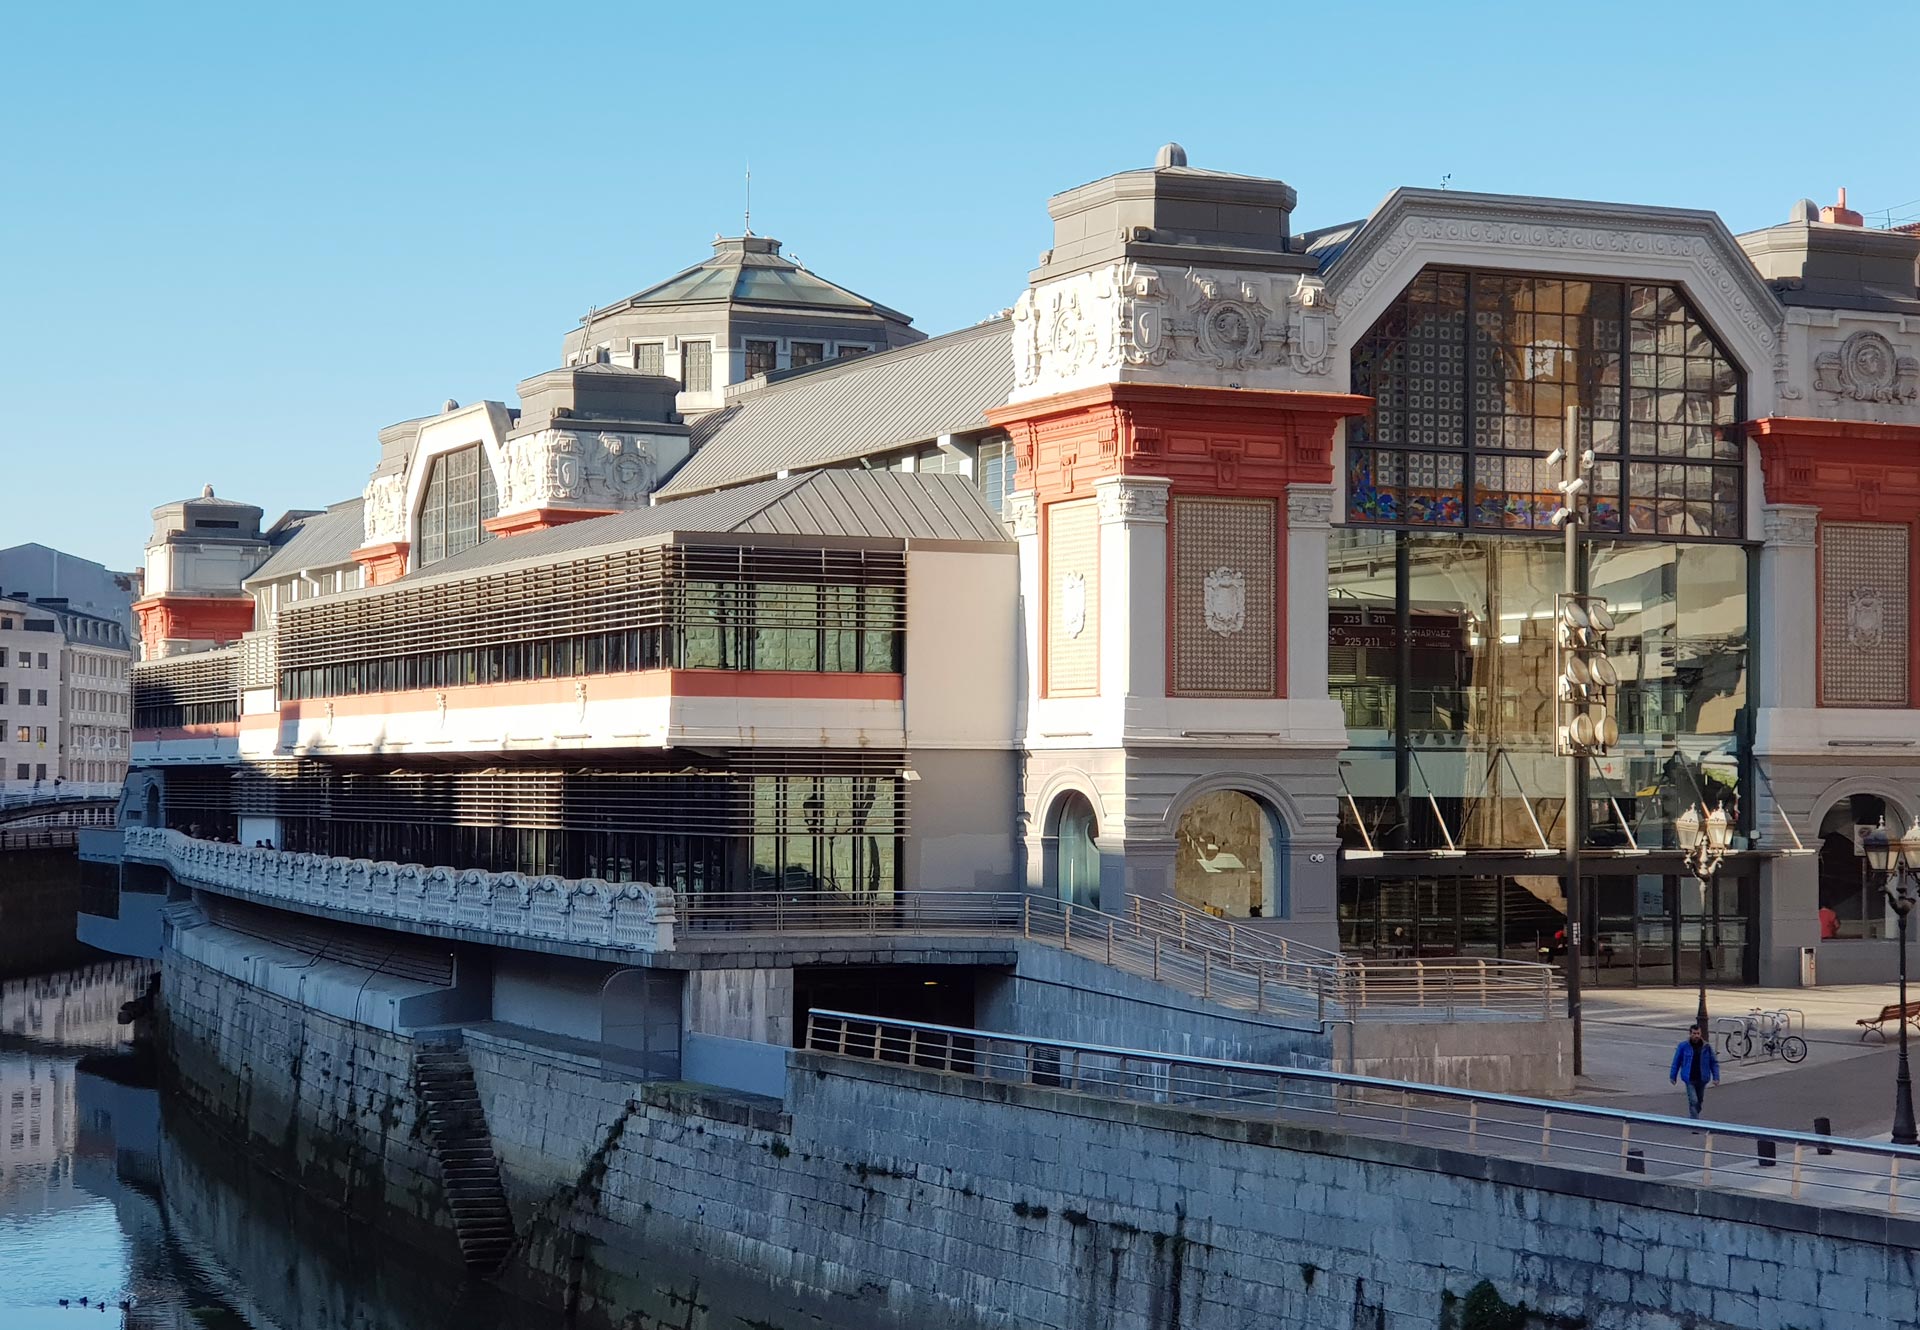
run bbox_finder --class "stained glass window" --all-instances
[1349,271,1742,538]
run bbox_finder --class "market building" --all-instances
[114,147,1920,998]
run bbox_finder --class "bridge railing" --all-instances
[805,1009,1920,1219]
[0,784,121,810]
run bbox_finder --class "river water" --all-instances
[0,850,545,1330]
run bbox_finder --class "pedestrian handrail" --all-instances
[1123,897,1343,966]
[805,1009,1920,1220]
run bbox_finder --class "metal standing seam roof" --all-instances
[245,498,367,584]
[658,317,1014,498]
[393,469,1008,588]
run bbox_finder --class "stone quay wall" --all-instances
[168,942,1917,1330]
[160,945,458,1262]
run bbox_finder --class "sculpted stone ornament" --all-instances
[1010,261,1329,395]
[1006,491,1039,538]
[1060,572,1088,639]
[1097,479,1171,523]
[1847,585,1888,650]
[498,430,658,511]
[1203,567,1248,638]
[1813,330,1920,403]
[362,473,408,544]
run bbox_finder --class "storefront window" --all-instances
[1175,791,1285,919]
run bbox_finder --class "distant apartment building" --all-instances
[0,593,131,795]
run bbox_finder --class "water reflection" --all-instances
[0,961,548,1330]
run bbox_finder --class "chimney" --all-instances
[1820,187,1864,227]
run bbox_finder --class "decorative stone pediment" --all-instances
[1009,260,1337,403]
[1812,329,1920,404]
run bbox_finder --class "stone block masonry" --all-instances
[470,1035,1920,1329]
[169,943,1918,1329]
[161,945,459,1263]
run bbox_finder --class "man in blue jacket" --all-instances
[1669,1024,1720,1119]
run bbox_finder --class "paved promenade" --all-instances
[1572,982,1912,1140]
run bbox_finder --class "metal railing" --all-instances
[806,1010,1920,1219]
[682,890,1553,1023]
[0,827,80,850]
[0,784,121,810]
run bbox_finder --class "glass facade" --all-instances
[1339,866,1755,984]
[1348,270,1742,537]
[1332,531,1748,855]
[1335,265,1754,984]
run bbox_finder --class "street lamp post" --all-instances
[1861,820,1920,1147]
[1676,803,1732,1034]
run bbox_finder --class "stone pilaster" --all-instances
[1094,475,1171,704]
[1757,503,1819,711]
[1285,482,1337,701]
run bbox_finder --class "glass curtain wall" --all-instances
[1332,531,1747,856]
[1335,266,1752,979]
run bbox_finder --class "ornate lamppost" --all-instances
[1861,820,1920,1147]
[1675,803,1732,1033]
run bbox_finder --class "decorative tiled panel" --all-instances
[1171,497,1277,696]
[1046,500,1100,696]
[1821,521,1910,707]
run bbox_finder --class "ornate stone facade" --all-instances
[497,429,663,512]
[1009,262,1336,402]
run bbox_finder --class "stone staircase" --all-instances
[413,1042,515,1274]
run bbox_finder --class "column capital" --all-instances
[1761,502,1819,548]
[1006,490,1039,539]
[1286,481,1338,530]
[1094,474,1172,525]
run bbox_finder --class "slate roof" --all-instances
[658,317,1014,498]
[399,469,1008,587]
[245,498,366,584]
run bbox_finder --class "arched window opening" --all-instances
[1049,792,1100,910]
[1818,794,1898,941]
[417,445,499,568]
[1175,790,1285,919]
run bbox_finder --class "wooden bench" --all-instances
[1857,1001,1920,1040]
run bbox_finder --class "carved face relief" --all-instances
[1060,572,1088,639]
[1198,300,1263,370]
[1203,567,1248,638]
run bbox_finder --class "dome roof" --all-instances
[619,235,909,321]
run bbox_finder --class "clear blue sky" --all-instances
[4,2,1915,571]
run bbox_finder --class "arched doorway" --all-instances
[1047,792,1100,909]
[1175,790,1285,919]
[1817,794,1896,940]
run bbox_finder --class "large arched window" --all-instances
[1175,790,1285,919]
[1048,792,1100,909]
[417,445,499,567]
[1348,271,1743,538]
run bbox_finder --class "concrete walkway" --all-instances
[1570,982,1916,1139]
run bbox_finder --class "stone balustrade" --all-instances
[122,827,676,954]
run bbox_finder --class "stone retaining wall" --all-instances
[171,942,1912,1329]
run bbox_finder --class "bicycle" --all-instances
[1726,1008,1807,1063]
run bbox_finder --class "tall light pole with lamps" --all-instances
[1675,803,1733,1033]
[1861,819,1920,1147]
